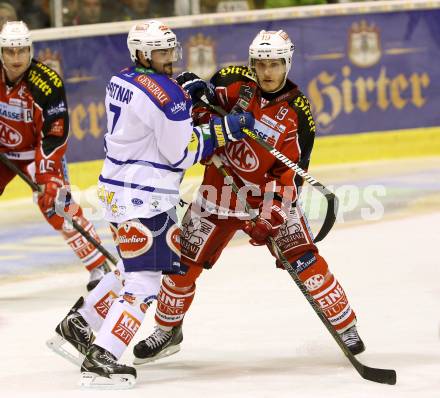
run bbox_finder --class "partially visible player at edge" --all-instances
[132,29,366,362]
[46,20,254,388]
[0,21,111,291]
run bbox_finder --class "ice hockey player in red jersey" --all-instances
[133,29,366,363]
[0,21,110,290]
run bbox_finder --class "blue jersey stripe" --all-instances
[106,155,183,172]
[99,175,179,194]
[171,147,189,167]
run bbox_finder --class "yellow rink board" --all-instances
[2,126,439,201]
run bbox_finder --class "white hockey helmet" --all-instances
[249,29,295,77]
[127,20,181,63]
[0,21,33,64]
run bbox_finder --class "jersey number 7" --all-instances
[109,103,121,134]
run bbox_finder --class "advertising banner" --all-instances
[33,9,440,162]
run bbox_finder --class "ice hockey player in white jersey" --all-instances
[46,20,254,389]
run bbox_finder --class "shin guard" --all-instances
[78,270,123,331]
[61,213,107,271]
[93,271,160,359]
[155,275,196,328]
[292,252,356,332]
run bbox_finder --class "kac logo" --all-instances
[225,140,259,172]
[0,122,23,147]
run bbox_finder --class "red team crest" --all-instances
[225,140,259,172]
[0,122,23,147]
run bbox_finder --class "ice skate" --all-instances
[133,324,183,365]
[46,297,94,366]
[86,260,112,291]
[340,325,365,355]
[80,344,136,389]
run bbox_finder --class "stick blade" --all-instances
[360,365,397,385]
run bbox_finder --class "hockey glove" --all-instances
[244,199,288,246]
[209,112,254,148]
[176,71,215,104]
[36,174,64,212]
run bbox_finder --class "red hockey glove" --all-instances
[36,174,64,211]
[244,200,288,246]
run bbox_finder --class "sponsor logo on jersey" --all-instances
[294,96,316,133]
[260,114,286,133]
[253,119,281,146]
[134,74,170,105]
[111,311,141,346]
[122,293,136,305]
[0,122,23,147]
[304,274,325,291]
[292,252,317,274]
[17,85,27,99]
[316,282,349,317]
[117,220,153,259]
[94,290,118,318]
[225,140,259,172]
[149,194,162,213]
[180,214,215,261]
[131,197,143,206]
[28,69,53,96]
[47,101,67,116]
[166,224,181,256]
[35,62,63,88]
[140,295,155,313]
[170,100,186,114]
[0,102,32,122]
[218,65,255,80]
[48,118,65,137]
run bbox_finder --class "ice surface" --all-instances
[0,158,439,397]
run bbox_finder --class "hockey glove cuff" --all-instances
[244,199,288,246]
[176,71,215,104]
[209,112,254,148]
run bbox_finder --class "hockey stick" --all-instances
[211,154,397,385]
[196,94,337,243]
[0,152,118,266]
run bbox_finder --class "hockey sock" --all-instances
[292,251,356,332]
[78,267,124,331]
[155,275,196,329]
[61,214,107,271]
[93,270,161,360]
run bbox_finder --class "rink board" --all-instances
[25,1,440,163]
[1,125,439,201]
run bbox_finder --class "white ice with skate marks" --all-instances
[0,210,439,397]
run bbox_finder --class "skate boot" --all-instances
[340,325,365,355]
[46,297,94,366]
[86,260,112,291]
[133,324,183,365]
[80,344,136,389]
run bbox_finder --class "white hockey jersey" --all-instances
[98,66,210,223]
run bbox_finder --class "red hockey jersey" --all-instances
[0,60,69,181]
[196,65,316,213]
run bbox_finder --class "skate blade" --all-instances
[79,372,136,389]
[133,344,180,365]
[46,334,84,367]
